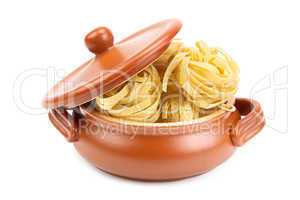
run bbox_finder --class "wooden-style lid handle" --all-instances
[85,27,114,54]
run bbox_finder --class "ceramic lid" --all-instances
[42,19,182,109]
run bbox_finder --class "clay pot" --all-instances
[48,98,264,181]
[44,19,265,181]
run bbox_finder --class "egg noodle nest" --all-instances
[96,40,239,123]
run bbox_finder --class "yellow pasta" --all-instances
[96,65,162,122]
[157,40,239,112]
[160,92,216,122]
[95,39,239,123]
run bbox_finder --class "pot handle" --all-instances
[48,107,80,142]
[231,98,265,146]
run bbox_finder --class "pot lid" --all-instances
[42,19,182,109]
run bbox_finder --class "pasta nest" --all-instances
[156,40,239,112]
[96,65,162,122]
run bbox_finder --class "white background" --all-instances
[0,0,299,199]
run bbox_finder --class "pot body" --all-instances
[48,98,265,181]
[76,114,239,180]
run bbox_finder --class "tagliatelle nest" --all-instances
[96,40,239,123]
[96,65,161,122]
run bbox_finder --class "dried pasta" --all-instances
[160,93,216,122]
[96,65,162,122]
[96,39,239,123]
[157,40,239,111]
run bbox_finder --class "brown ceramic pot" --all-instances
[48,98,264,181]
[44,19,265,181]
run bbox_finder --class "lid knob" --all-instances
[85,27,114,54]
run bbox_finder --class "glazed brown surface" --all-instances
[48,98,265,180]
[85,27,114,54]
[42,19,182,109]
